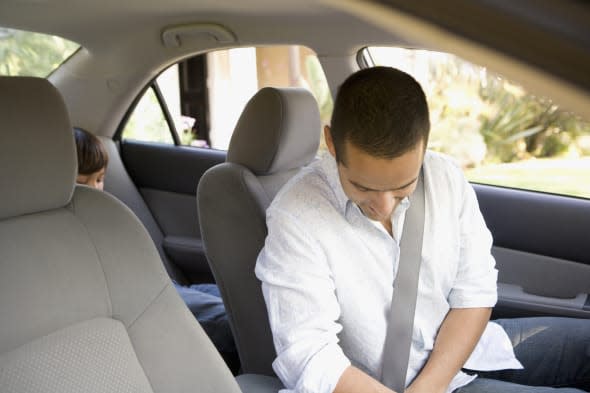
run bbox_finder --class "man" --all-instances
[255,66,590,393]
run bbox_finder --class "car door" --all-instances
[476,184,590,319]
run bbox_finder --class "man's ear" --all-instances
[324,125,336,158]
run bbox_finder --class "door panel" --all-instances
[141,188,200,237]
[476,184,590,263]
[122,141,226,195]
[121,140,226,283]
[494,248,590,319]
[474,184,590,319]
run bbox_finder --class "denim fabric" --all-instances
[174,283,236,354]
[458,317,590,393]
[457,377,587,393]
[187,283,222,298]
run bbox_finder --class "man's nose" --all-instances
[371,192,396,217]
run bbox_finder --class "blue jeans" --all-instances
[457,317,590,393]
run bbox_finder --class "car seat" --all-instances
[0,76,248,392]
[197,87,322,376]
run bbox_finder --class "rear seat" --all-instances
[99,136,187,283]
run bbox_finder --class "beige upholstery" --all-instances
[198,87,321,376]
[0,77,76,220]
[0,76,241,392]
[227,87,321,176]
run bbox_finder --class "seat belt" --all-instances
[381,169,425,392]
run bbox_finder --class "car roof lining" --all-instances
[1,0,588,138]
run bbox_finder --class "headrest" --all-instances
[227,87,321,175]
[0,76,76,220]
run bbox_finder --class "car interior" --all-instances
[0,0,589,391]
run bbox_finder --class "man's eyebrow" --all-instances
[350,176,418,192]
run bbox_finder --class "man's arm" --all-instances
[406,307,491,393]
[333,309,491,393]
[256,208,353,393]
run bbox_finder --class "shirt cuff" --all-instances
[448,289,497,309]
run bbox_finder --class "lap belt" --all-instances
[381,169,425,392]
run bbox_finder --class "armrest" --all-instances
[163,235,210,275]
[497,282,590,318]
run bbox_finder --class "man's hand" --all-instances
[334,366,398,393]
[406,307,491,393]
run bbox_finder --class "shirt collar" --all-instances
[318,153,350,216]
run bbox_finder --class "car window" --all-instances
[120,45,332,150]
[121,86,175,145]
[362,47,590,199]
[0,27,79,77]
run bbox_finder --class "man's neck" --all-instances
[381,219,393,237]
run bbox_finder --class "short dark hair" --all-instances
[74,128,109,174]
[329,66,430,163]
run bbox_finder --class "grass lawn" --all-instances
[466,157,590,199]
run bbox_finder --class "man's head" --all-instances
[325,66,430,223]
[327,66,430,163]
[74,128,109,190]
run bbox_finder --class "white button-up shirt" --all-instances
[255,151,521,393]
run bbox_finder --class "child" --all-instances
[74,128,108,190]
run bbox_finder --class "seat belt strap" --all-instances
[381,169,425,392]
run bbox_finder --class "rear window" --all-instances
[0,27,79,77]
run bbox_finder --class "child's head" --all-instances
[74,128,109,190]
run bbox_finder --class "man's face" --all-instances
[325,126,424,223]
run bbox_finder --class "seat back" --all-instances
[198,87,321,375]
[0,76,241,393]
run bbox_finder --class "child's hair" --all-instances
[74,128,109,174]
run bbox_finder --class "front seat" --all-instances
[197,87,321,376]
[0,76,243,392]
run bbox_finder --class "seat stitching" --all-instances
[127,281,169,330]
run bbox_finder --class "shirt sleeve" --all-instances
[448,171,498,309]
[255,207,351,393]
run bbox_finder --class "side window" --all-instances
[362,47,590,199]
[120,46,332,150]
[206,46,332,150]
[121,85,174,145]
